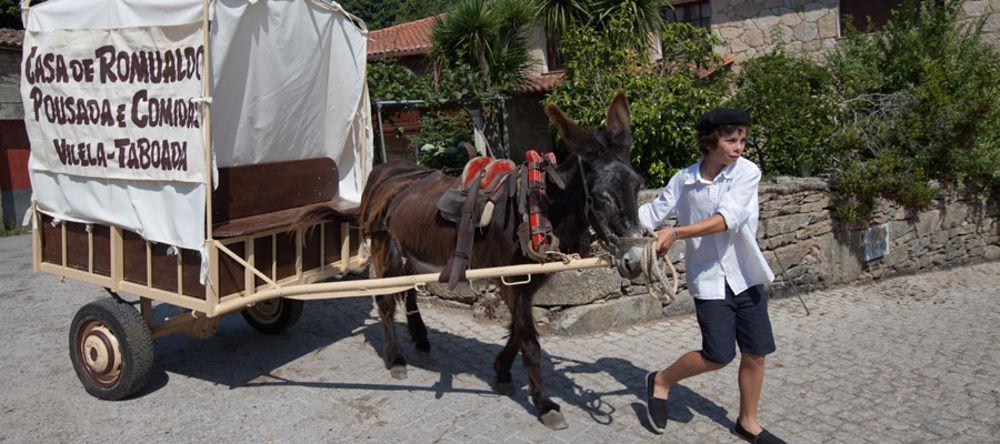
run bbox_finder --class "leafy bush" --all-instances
[727,49,838,177]
[0,0,20,29]
[546,17,728,184]
[825,0,999,221]
[411,110,474,169]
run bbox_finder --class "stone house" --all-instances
[685,0,999,64]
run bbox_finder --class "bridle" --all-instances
[575,156,679,303]
[575,156,643,255]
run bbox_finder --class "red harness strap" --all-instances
[524,150,556,251]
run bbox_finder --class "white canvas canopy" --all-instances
[21,0,373,262]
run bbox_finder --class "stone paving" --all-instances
[0,233,998,442]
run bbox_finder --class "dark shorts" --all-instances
[694,284,776,365]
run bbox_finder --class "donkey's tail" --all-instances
[294,204,347,230]
[358,160,436,236]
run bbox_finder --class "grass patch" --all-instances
[0,226,30,237]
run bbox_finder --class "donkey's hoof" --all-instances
[390,364,408,380]
[540,410,568,430]
[494,381,516,396]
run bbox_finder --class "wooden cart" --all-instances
[33,168,611,400]
[23,0,616,401]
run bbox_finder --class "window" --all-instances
[545,31,565,72]
[663,1,712,29]
[840,0,903,31]
[661,1,712,59]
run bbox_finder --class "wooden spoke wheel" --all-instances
[69,298,153,400]
[240,298,303,334]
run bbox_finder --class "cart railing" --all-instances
[33,206,617,319]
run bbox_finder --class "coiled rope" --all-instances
[605,235,679,305]
[641,237,679,305]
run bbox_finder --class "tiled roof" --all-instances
[513,71,565,94]
[367,15,440,59]
[0,28,23,49]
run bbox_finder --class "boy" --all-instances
[639,108,784,444]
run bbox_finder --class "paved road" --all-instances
[0,233,998,443]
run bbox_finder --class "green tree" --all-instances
[727,49,838,177]
[397,0,456,23]
[533,0,592,37]
[546,15,727,184]
[825,0,999,221]
[1,0,21,29]
[430,0,536,157]
[590,0,666,40]
[431,0,535,86]
[338,0,402,29]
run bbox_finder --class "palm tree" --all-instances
[533,0,592,36]
[591,0,667,39]
[431,0,535,89]
[431,0,537,158]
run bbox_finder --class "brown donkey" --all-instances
[303,93,647,429]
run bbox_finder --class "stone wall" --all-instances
[957,0,1000,47]
[710,0,841,63]
[418,177,999,335]
[1,48,22,120]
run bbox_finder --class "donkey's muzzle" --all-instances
[617,244,645,279]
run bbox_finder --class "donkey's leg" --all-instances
[374,294,408,379]
[403,290,431,356]
[513,288,568,430]
[493,284,522,395]
[492,329,520,395]
[370,234,409,379]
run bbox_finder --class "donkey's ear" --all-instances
[545,103,599,160]
[606,92,632,156]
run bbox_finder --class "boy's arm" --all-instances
[655,214,726,255]
[638,174,680,232]
[715,163,762,233]
[655,163,761,255]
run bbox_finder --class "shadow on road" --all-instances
[143,294,731,431]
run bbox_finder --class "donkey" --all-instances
[303,93,646,429]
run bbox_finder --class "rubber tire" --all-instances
[240,298,304,334]
[69,298,154,400]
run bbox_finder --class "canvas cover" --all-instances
[22,0,372,258]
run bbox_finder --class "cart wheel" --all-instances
[69,298,154,400]
[241,298,303,334]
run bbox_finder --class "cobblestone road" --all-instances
[0,234,997,443]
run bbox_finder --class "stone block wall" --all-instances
[958,0,1000,47]
[710,0,841,63]
[417,177,999,335]
[1,48,22,120]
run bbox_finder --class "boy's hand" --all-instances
[655,228,675,256]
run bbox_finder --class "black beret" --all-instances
[695,108,752,136]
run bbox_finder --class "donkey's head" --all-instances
[545,93,646,279]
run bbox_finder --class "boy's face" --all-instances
[707,126,747,167]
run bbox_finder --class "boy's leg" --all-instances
[737,353,766,434]
[733,285,777,437]
[653,350,726,398]
[653,291,738,399]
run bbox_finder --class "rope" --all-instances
[610,235,679,305]
[638,237,679,305]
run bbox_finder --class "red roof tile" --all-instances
[368,15,440,59]
[0,28,23,49]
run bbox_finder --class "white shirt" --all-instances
[638,157,774,300]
